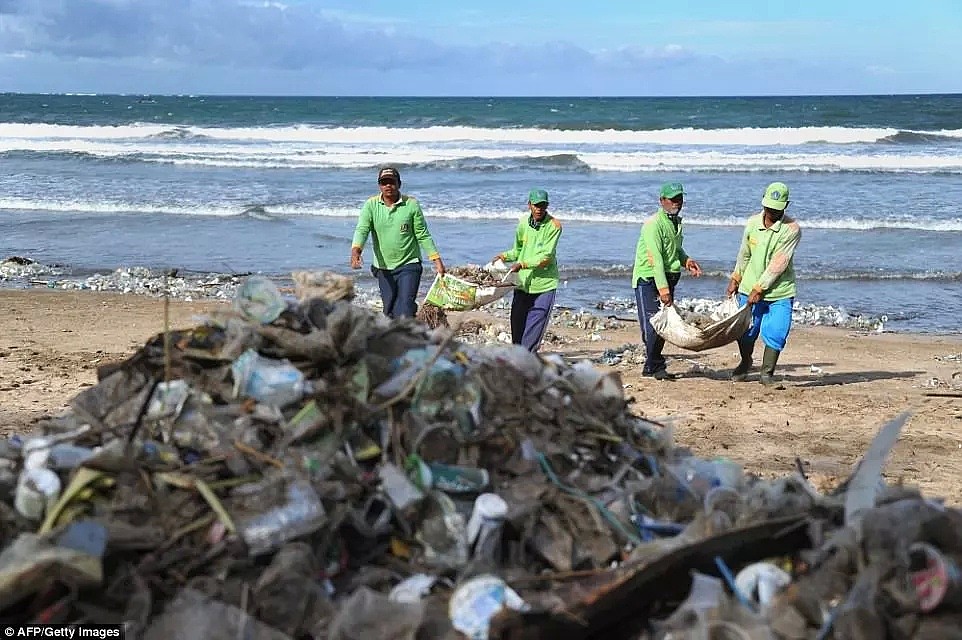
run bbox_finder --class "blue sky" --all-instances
[0,0,960,96]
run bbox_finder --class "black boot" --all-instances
[730,340,754,382]
[759,346,780,385]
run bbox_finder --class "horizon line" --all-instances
[3,91,962,99]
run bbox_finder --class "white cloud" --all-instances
[0,1,955,95]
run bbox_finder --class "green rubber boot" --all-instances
[730,340,754,382]
[759,346,781,386]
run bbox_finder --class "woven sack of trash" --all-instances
[651,295,752,352]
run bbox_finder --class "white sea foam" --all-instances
[4,122,962,174]
[5,122,962,145]
[2,196,961,231]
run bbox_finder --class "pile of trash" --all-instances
[1,272,959,640]
[446,265,509,288]
[0,255,67,283]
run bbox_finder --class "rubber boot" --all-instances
[730,340,754,382]
[759,346,780,385]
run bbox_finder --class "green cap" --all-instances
[528,188,549,205]
[761,182,790,211]
[659,182,685,199]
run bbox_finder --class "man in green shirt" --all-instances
[350,167,445,319]
[632,182,702,380]
[726,181,802,385]
[491,188,562,353]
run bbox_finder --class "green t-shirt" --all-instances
[351,194,441,270]
[731,213,802,301]
[497,215,562,294]
[631,208,690,293]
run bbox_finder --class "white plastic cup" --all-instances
[14,467,62,521]
[467,493,509,545]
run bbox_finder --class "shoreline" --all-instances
[1,287,961,504]
[4,257,957,337]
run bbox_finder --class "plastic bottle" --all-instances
[426,463,490,494]
[47,444,96,470]
[231,349,313,408]
[236,478,327,556]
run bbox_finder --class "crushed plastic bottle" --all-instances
[668,456,744,498]
[231,349,314,408]
[234,477,328,556]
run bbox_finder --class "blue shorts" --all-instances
[737,294,794,351]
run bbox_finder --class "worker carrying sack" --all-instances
[650,296,753,352]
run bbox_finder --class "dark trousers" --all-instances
[510,289,556,353]
[372,262,423,319]
[634,272,680,375]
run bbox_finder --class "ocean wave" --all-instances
[876,131,962,145]
[5,121,962,147]
[5,145,962,175]
[147,126,211,141]
[2,197,962,231]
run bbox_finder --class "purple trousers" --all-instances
[510,289,556,353]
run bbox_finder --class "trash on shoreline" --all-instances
[0,270,957,639]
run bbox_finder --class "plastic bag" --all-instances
[233,275,287,324]
[144,588,293,640]
[650,296,752,352]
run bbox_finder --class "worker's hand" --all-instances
[726,279,739,297]
[433,258,446,277]
[350,250,363,269]
[490,255,504,265]
[510,262,523,273]
[748,289,763,305]
[659,291,673,306]
[685,258,702,277]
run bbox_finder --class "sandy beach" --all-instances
[1,287,961,503]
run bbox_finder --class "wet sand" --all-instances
[1,288,960,502]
